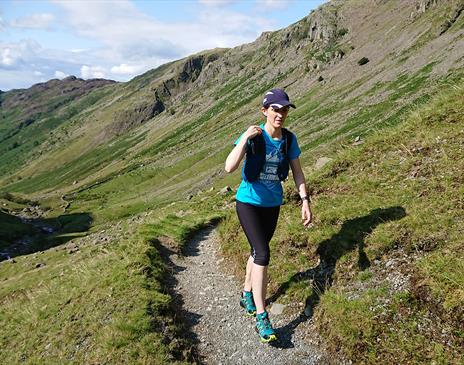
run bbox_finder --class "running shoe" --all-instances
[255,311,277,343]
[239,291,257,317]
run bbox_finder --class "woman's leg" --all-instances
[253,205,279,313]
[236,202,280,313]
[251,263,267,314]
[243,255,254,292]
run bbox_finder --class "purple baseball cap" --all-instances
[262,88,296,109]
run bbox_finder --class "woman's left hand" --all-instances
[302,201,312,227]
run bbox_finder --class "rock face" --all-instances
[413,0,464,35]
[416,0,441,14]
[111,52,222,136]
[112,98,165,135]
[178,56,205,83]
[306,5,340,42]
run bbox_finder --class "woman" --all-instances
[224,88,312,343]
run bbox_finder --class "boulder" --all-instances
[358,57,369,66]
[315,157,333,170]
[270,303,286,315]
[353,136,364,146]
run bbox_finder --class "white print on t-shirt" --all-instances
[259,151,281,182]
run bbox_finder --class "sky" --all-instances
[0,0,327,91]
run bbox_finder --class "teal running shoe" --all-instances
[255,311,277,343]
[239,291,257,317]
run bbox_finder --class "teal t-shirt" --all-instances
[234,124,301,207]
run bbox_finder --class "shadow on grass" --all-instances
[268,206,406,349]
[0,211,93,261]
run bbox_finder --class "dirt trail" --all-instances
[167,226,332,365]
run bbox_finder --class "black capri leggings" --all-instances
[236,201,280,266]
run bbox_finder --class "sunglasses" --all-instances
[270,106,290,113]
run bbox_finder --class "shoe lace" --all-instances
[244,295,254,308]
[257,315,272,331]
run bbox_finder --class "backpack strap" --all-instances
[278,128,294,181]
[242,133,266,182]
[282,128,293,158]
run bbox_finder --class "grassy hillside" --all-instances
[1,1,462,222]
[218,83,464,364]
[0,198,223,364]
[1,0,463,363]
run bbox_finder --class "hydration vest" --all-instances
[242,128,294,182]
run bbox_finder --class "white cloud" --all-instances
[80,65,106,79]
[10,13,55,29]
[54,70,68,79]
[0,39,42,67]
[256,0,291,10]
[111,63,145,75]
[1,48,14,66]
[2,0,287,89]
[0,39,92,89]
[52,0,274,77]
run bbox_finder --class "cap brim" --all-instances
[269,101,296,109]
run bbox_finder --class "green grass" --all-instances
[217,83,464,363]
[0,84,115,178]
[0,198,224,364]
[315,287,458,364]
[2,132,146,194]
[1,222,173,364]
[1,5,463,363]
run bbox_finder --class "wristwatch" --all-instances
[301,196,310,203]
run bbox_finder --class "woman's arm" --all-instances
[225,125,262,173]
[290,157,312,227]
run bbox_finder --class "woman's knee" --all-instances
[253,250,270,266]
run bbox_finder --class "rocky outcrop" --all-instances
[415,0,441,14]
[306,9,339,43]
[295,1,345,44]
[272,1,345,51]
[412,0,464,33]
[112,97,165,136]
[172,52,222,87]
[173,52,223,90]
[111,52,223,136]
[438,2,464,35]
[178,56,204,83]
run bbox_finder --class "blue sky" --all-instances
[0,0,326,90]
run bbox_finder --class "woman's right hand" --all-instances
[244,125,262,141]
[225,125,262,173]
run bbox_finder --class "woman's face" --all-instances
[262,105,290,129]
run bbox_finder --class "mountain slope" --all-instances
[1,0,463,220]
[0,0,463,363]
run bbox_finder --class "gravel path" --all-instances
[167,226,332,365]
